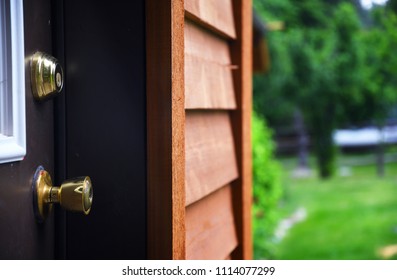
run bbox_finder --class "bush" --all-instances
[252,112,283,259]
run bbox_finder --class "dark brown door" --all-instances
[0,0,147,259]
[53,0,147,259]
[0,0,55,259]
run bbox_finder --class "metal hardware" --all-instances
[30,51,64,101]
[32,166,93,222]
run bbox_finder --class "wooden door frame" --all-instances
[146,0,252,260]
[146,0,186,260]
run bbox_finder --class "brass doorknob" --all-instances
[32,166,93,222]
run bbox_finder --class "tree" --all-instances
[387,0,397,13]
[254,0,397,178]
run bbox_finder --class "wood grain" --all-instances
[185,111,238,206]
[230,0,253,260]
[185,20,236,109]
[185,0,236,39]
[146,0,186,260]
[186,185,238,259]
[185,20,231,65]
[185,54,236,109]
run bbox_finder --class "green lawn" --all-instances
[272,156,397,260]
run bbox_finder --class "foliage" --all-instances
[387,0,397,13]
[253,0,397,178]
[252,112,283,259]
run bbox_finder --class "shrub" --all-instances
[252,111,283,259]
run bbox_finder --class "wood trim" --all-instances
[230,0,253,260]
[146,0,186,259]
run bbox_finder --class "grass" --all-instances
[271,154,397,260]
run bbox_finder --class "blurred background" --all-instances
[252,0,397,259]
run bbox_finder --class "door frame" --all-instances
[52,0,148,259]
[146,0,186,260]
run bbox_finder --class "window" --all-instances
[0,0,25,164]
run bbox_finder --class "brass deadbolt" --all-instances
[32,166,93,222]
[30,51,64,101]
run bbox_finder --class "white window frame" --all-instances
[0,0,26,164]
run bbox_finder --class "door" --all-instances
[0,0,147,259]
[54,0,147,259]
[0,0,55,259]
